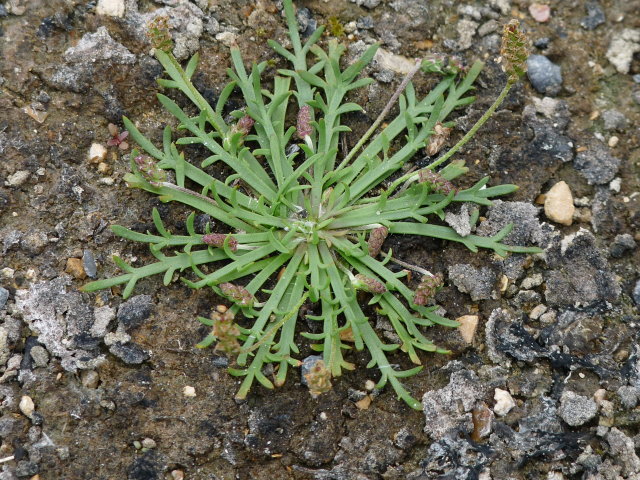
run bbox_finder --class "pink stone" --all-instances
[529,3,551,23]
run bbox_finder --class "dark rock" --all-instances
[127,451,164,480]
[82,250,97,279]
[295,8,317,37]
[357,16,374,29]
[581,1,605,30]
[540,311,603,355]
[0,287,8,308]
[20,337,44,371]
[110,342,150,364]
[544,229,620,308]
[193,214,213,234]
[533,37,550,49]
[448,264,496,301]
[591,187,618,234]
[527,55,562,96]
[609,233,636,258]
[15,460,38,477]
[393,427,417,450]
[117,295,153,330]
[574,140,620,185]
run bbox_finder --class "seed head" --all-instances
[212,309,241,356]
[353,274,387,294]
[296,105,313,139]
[134,155,167,184]
[417,169,456,195]
[202,233,238,252]
[148,16,173,53]
[425,122,453,157]
[219,282,254,307]
[413,273,444,306]
[368,226,388,257]
[235,115,255,136]
[500,20,529,82]
[304,359,332,397]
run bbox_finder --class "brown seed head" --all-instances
[148,16,173,53]
[219,282,254,307]
[368,226,388,257]
[353,274,387,294]
[297,105,313,139]
[413,273,444,306]
[417,169,456,195]
[500,20,529,82]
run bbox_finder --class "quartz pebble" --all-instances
[544,181,574,226]
[183,386,196,397]
[529,3,551,22]
[457,315,479,344]
[493,388,516,416]
[19,395,35,419]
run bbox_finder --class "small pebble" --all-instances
[608,136,619,147]
[96,0,125,17]
[558,390,597,426]
[456,315,479,344]
[527,55,563,96]
[183,385,196,397]
[493,388,516,416]
[83,250,97,278]
[633,279,640,306]
[29,346,49,368]
[544,181,574,226]
[19,395,35,419]
[88,143,107,163]
[355,395,372,410]
[133,440,142,449]
[171,470,185,480]
[6,171,30,187]
[65,258,87,280]
[0,287,9,308]
[529,304,548,320]
[529,3,551,22]
[81,370,100,389]
[141,438,156,449]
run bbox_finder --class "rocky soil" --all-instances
[1,0,639,479]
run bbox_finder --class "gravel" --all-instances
[580,1,605,30]
[448,264,496,301]
[527,55,563,95]
[574,139,621,185]
[117,295,153,330]
[0,287,8,308]
[557,391,597,426]
[109,342,150,365]
[609,233,636,258]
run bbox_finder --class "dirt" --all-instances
[1,0,639,479]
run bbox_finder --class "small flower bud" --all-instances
[296,105,313,139]
[212,310,241,356]
[425,122,452,156]
[202,233,238,252]
[413,273,444,306]
[303,359,332,397]
[417,169,456,195]
[500,20,529,82]
[235,115,255,136]
[134,155,167,184]
[353,274,387,294]
[147,16,173,53]
[368,226,388,257]
[219,282,254,307]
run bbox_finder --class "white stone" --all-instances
[19,395,35,418]
[544,181,574,226]
[606,29,640,74]
[216,32,237,47]
[183,385,196,397]
[88,143,107,163]
[457,315,479,344]
[374,48,417,74]
[91,306,116,338]
[6,170,30,186]
[493,388,516,416]
[96,0,125,17]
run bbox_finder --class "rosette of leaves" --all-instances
[84,1,537,409]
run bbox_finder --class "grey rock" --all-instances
[591,187,614,233]
[29,346,49,368]
[295,7,316,35]
[455,19,479,50]
[19,231,48,255]
[82,250,97,278]
[544,229,620,307]
[373,70,394,83]
[15,460,38,477]
[606,428,640,477]
[14,277,106,372]
[444,204,473,237]
[356,16,374,30]
[2,229,22,254]
[422,368,486,440]
[609,233,636,258]
[527,55,563,96]
[476,201,544,247]
[448,264,496,301]
[557,391,597,426]
[540,311,602,355]
[580,1,605,30]
[351,0,381,9]
[117,295,153,330]
[634,74,640,83]
[109,342,150,364]
[0,288,8,308]
[633,279,640,306]
[617,386,639,409]
[0,414,19,437]
[534,37,550,49]
[91,306,115,338]
[478,19,499,37]
[64,26,135,65]
[393,427,417,450]
[602,109,628,131]
[574,140,620,185]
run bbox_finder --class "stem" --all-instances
[336,59,423,171]
[388,257,434,277]
[426,80,515,170]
